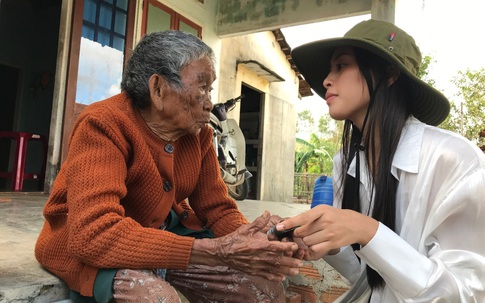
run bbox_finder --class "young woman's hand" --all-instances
[191,211,303,281]
[275,205,379,260]
[263,214,287,234]
[267,224,308,260]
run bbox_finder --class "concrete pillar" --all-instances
[371,0,396,23]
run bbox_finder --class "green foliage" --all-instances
[417,55,436,87]
[296,110,315,134]
[295,116,341,175]
[294,137,317,173]
[439,68,485,146]
[419,56,485,148]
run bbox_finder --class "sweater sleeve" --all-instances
[63,110,194,270]
[185,126,249,237]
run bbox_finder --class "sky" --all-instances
[76,38,124,105]
[281,0,485,131]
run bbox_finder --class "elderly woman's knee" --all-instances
[112,269,182,303]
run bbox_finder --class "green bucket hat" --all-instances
[291,19,450,126]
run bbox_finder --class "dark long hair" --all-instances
[337,48,412,289]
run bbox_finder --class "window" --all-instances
[142,0,202,38]
[82,0,129,52]
[76,0,130,105]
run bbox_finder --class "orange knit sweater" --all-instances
[35,92,249,296]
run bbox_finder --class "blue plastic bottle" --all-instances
[311,175,333,208]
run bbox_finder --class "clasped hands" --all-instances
[199,205,378,282]
[271,205,380,261]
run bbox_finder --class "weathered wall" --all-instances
[219,31,298,202]
[216,0,372,37]
[261,93,297,202]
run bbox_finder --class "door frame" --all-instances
[61,0,136,162]
[141,0,202,37]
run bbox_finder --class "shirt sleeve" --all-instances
[323,245,363,284]
[356,168,485,302]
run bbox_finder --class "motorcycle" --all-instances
[209,94,252,200]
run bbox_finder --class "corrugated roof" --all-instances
[272,29,313,98]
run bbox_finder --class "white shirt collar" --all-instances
[391,116,425,180]
[347,116,425,182]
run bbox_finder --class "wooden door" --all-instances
[61,0,135,161]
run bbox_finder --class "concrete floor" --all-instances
[0,193,310,303]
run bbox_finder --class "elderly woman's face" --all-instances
[159,56,216,136]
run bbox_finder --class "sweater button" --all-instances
[163,180,172,192]
[164,144,174,153]
[181,211,188,220]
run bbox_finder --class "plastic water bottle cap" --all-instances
[311,175,333,208]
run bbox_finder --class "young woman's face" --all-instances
[323,47,370,130]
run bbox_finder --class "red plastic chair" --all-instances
[0,131,48,191]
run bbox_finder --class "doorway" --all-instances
[0,64,20,190]
[239,84,264,200]
[0,0,61,191]
[0,64,19,132]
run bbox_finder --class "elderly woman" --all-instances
[35,31,302,303]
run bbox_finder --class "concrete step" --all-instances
[0,194,70,302]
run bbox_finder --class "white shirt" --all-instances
[324,117,485,302]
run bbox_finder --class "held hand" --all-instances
[263,214,286,234]
[276,205,379,260]
[213,211,302,281]
[286,236,307,260]
[267,226,307,260]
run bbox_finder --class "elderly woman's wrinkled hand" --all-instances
[214,211,303,281]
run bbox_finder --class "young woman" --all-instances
[279,19,485,302]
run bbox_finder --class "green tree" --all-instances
[297,110,315,134]
[440,68,485,146]
[317,115,330,136]
[417,55,436,87]
[294,138,317,173]
[295,114,340,175]
[294,136,333,175]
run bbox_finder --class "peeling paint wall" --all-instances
[261,93,297,201]
[219,31,298,202]
[216,0,372,37]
